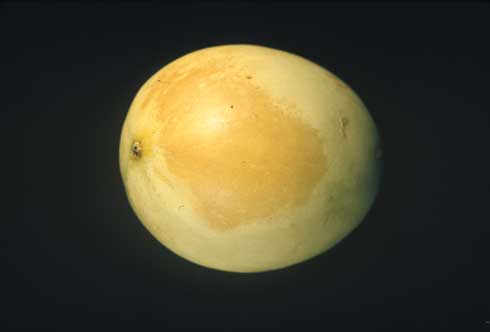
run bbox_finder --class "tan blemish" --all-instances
[335,80,348,90]
[149,54,327,231]
[340,117,349,138]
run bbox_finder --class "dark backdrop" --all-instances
[8,2,490,330]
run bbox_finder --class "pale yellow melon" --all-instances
[119,44,381,273]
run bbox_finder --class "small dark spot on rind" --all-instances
[230,105,234,109]
[246,76,253,79]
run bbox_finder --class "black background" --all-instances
[8,2,490,330]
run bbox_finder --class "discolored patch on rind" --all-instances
[151,53,327,231]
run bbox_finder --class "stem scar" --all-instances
[131,141,142,159]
